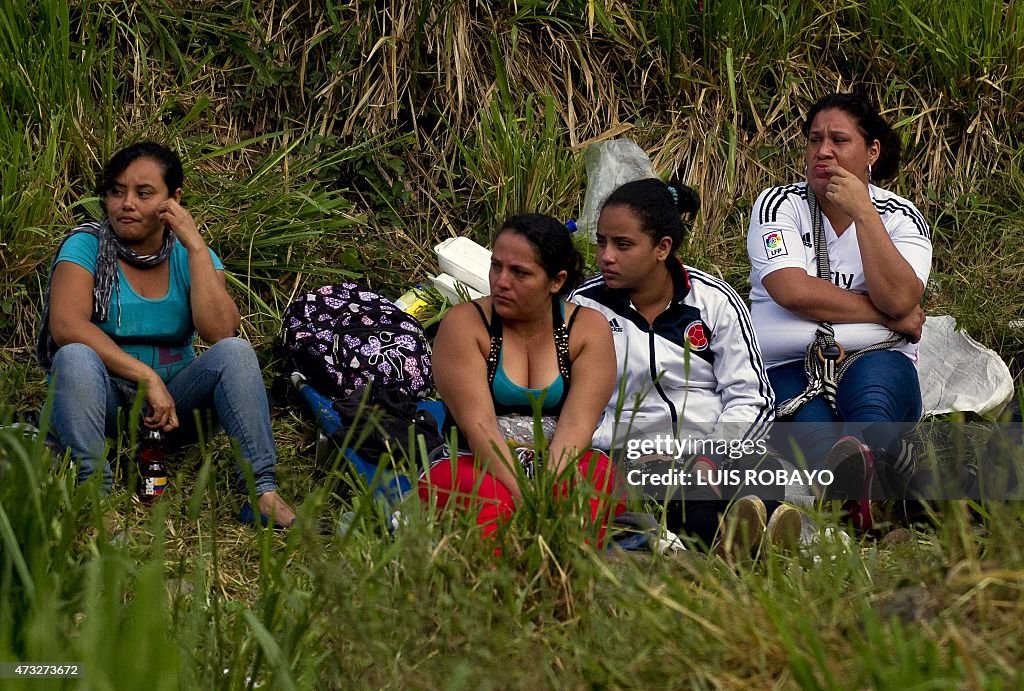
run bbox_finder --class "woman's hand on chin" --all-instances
[823,164,874,220]
[158,199,205,252]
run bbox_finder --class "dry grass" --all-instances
[5,2,1024,686]
[6,1,1023,349]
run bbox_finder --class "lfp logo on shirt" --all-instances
[762,230,788,258]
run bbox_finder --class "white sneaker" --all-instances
[765,503,802,555]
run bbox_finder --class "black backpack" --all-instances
[281,283,441,464]
[331,388,444,465]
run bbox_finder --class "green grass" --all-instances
[4,0,1024,687]
[4,418,1024,688]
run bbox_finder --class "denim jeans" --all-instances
[48,337,278,495]
[768,350,923,469]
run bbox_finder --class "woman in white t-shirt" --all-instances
[747,93,932,502]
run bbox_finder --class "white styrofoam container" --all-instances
[434,236,491,295]
[430,273,486,303]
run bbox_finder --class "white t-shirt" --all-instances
[747,182,932,369]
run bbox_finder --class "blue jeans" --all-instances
[48,337,278,495]
[769,350,923,469]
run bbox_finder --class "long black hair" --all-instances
[802,93,901,181]
[497,213,583,295]
[601,178,701,253]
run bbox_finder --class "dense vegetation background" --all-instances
[2,1,1024,688]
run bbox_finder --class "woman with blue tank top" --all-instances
[37,142,295,528]
[421,213,625,545]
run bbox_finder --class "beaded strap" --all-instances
[472,298,574,385]
[556,301,582,383]
[485,332,503,383]
[553,325,571,382]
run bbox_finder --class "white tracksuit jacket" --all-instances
[570,258,775,453]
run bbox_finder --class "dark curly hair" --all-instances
[601,178,701,253]
[802,93,902,181]
[497,213,583,295]
[96,141,184,198]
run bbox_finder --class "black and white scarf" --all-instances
[36,219,175,371]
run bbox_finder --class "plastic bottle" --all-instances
[136,429,168,503]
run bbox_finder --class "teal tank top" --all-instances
[474,297,579,416]
[490,340,567,411]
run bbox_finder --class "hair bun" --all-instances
[668,180,700,216]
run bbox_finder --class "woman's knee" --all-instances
[577,450,613,486]
[206,336,258,365]
[198,338,263,384]
[52,342,103,370]
[51,344,107,387]
[576,452,626,515]
[839,352,921,422]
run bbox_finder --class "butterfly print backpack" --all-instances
[280,282,434,402]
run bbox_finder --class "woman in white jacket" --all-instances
[571,178,792,557]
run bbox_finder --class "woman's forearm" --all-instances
[162,199,240,342]
[762,270,890,325]
[187,252,240,342]
[548,424,593,475]
[854,211,923,318]
[467,428,523,500]
[51,317,159,386]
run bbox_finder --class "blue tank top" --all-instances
[490,330,567,412]
[474,297,578,416]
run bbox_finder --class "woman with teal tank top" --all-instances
[421,213,626,545]
[483,297,572,416]
[37,142,296,528]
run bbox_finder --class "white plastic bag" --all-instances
[579,138,659,242]
[917,315,1013,416]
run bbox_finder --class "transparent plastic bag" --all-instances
[579,138,658,242]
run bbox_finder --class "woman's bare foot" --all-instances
[256,490,297,528]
